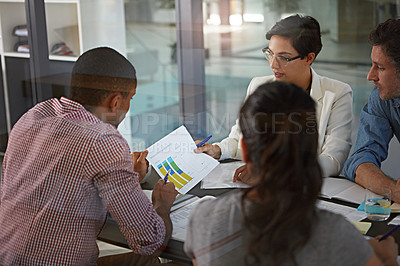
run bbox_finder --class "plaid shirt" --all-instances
[0,97,165,265]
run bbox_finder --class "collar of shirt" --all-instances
[392,97,400,108]
[59,97,100,123]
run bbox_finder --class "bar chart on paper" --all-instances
[157,157,193,190]
[147,126,219,194]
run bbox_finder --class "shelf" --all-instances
[45,0,79,3]
[49,54,77,61]
[0,0,24,3]
[0,0,78,3]
[3,51,29,58]
[4,52,79,62]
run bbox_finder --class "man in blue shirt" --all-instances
[344,18,400,202]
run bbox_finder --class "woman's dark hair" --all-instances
[239,81,322,265]
[369,18,400,78]
[266,14,322,61]
[69,47,137,110]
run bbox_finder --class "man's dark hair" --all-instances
[266,14,322,61]
[369,18,400,78]
[70,47,137,109]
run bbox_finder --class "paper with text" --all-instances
[170,196,216,241]
[147,126,219,194]
[321,177,365,204]
[317,200,367,221]
[201,161,251,189]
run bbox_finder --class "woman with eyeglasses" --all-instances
[186,82,397,266]
[195,14,352,180]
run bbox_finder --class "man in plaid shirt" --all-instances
[0,47,177,265]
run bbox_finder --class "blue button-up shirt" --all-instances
[344,87,400,181]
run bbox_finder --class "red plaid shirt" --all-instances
[0,97,165,265]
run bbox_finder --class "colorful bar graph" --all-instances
[156,157,194,190]
[180,172,192,181]
[167,157,192,182]
[157,163,167,176]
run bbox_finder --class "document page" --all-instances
[316,200,366,221]
[389,215,400,225]
[147,126,219,195]
[170,195,216,241]
[201,161,251,189]
[321,177,365,204]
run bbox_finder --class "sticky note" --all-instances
[351,221,372,235]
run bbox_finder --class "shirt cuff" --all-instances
[344,154,380,182]
[213,142,230,161]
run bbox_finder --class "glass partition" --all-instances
[2,0,400,161]
[202,0,388,143]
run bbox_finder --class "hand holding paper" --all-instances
[147,126,219,194]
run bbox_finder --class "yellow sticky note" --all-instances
[351,221,372,235]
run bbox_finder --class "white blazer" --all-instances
[214,69,353,177]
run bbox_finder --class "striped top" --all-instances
[0,97,165,265]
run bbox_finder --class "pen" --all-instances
[196,135,212,148]
[379,224,400,241]
[164,169,171,184]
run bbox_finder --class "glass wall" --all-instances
[201,0,400,175]
[121,0,180,151]
[46,0,181,152]
[1,0,400,170]
[202,0,387,143]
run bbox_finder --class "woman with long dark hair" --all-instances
[185,81,398,265]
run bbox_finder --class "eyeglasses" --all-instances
[262,47,302,67]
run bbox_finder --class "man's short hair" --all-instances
[266,14,322,61]
[70,47,137,109]
[369,18,400,78]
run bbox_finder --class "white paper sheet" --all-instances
[147,126,219,194]
[317,200,367,221]
[321,177,366,204]
[389,215,400,225]
[201,161,251,189]
[170,196,216,241]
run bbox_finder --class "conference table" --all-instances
[97,172,400,265]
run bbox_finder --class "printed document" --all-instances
[170,195,216,241]
[147,126,219,194]
[321,177,366,204]
[201,161,251,189]
[317,200,366,221]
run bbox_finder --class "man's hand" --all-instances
[194,142,222,160]
[131,150,149,182]
[152,179,178,211]
[151,180,178,257]
[368,236,398,266]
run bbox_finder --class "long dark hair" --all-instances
[239,81,322,265]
